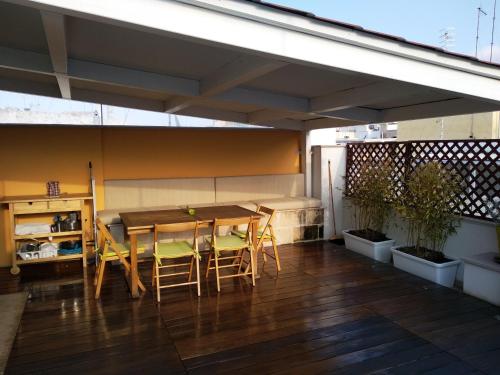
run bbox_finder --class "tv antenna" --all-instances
[476,6,488,57]
[439,27,455,50]
[491,0,497,62]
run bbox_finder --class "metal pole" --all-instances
[476,7,487,57]
[491,0,497,62]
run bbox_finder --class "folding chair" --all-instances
[232,205,281,272]
[152,221,201,302]
[205,217,255,292]
[94,218,146,299]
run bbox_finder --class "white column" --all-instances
[301,130,312,197]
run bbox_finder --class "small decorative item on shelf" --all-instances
[47,181,60,197]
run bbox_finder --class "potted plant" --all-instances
[343,161,395,262]
[392,162,462,287]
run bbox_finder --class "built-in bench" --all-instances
[98,174,324,253]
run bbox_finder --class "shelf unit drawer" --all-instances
[48,200,80,211]
[13,201,49,213]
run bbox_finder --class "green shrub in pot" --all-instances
[348,161,394,242]
[395,161,463,262]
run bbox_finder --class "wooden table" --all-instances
[120,205,262,298]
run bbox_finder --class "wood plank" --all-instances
[2,241,500,374]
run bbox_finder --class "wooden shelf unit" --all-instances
[0,194,93,275]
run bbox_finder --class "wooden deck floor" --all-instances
[2,241,500,374]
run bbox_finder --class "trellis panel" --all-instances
[346,140,499,221]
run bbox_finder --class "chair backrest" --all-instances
[154,221,199,250]
[256,205,276,248]
[212,216,252,241]
[96,217,118,258]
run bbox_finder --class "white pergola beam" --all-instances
[201,57,286,96]
[247,109,294,124]
[216,87,309,112]
[178,106,249,123]
[40,11,70,98]
[321,107,381,123]
[304,117,362,130]
[164,97,195,113]
[72,87,165,112]
[54,73,71,99]
[311,82,421,113]
[0,46,53,73]
[257,119,304,131]
[166,57,287,113]
[382,98,500,122]
[68,59,199,97]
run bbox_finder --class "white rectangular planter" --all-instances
[343,229,395,263]
[463,252,500,306]
[391,246,460,288]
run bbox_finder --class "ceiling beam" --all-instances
[164,97,194,113]
[72,88,165,112]
[166,56,287,113]
[201,57,286,96]
[216,87,309,112]
[0,76,61,98]
[40,11,71,99]
[256,119,304,131]
[381,98,500,122]
[304,117,362,131]
[0,46,53,73]
[177,105,249,123]
[68,59,199,97]
[321,107,382,123]
[247,109,295,124]
[310,82,423,113]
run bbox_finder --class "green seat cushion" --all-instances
[154,241,198,265]
[208,235,250,253]
[99,242,145,259]
[232,229,272,239]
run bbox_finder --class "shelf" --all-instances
[14,231,83,240]
[16,253,83,265]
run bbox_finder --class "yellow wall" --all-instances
[0,125,300,267]
[102,128,300,179]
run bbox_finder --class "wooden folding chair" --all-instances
[205,217,255,292]
[152,221,201,302]
[232,205,281,272]
[94,218,146,299]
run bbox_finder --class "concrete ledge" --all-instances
[463,252,500,306]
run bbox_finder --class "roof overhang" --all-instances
[1,0,500,130]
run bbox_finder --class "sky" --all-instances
[1,0,499,125]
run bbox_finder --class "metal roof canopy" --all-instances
[1,0,500,131]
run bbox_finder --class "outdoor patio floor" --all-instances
[2,241,500,374]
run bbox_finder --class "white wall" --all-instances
[312,145,346,240]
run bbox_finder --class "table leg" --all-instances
[130,233,139,298]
